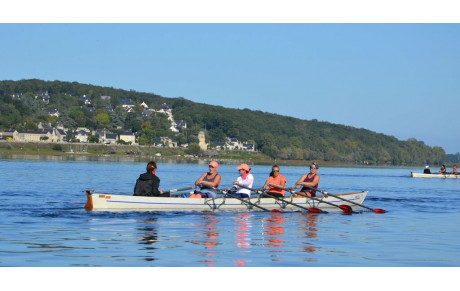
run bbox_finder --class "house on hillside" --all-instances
[47,109,60,117]
[155,137,177,148]
[79,95,91,105]
[105,133,118,144]
[74,130,89,143]
[120,99,135,109]
[86,105,95,112]
[212,141,226,150]
[35,91,50,104]
[158,103,172,114]
[0,129,15,140]
[37,122,53,131]
[55,128,67,142]
[11,93,23,100]
[242,142,255,151]
[14,130,53,142]
[142,108,154,117]
[225,137,242,150]
[119,131,136,145]
[140,101,149,109]
[175,120,187,129]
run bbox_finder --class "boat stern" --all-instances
[84,190,93,210]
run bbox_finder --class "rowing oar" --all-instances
[299,184,385,214]
[236,184,323,213]
[164,186,194,194]
[166,186,195,196]
[221,188,273,212]
[268,184,354,214]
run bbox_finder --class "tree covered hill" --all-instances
[0,79,445,165]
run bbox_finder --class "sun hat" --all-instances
[237,163,250,171]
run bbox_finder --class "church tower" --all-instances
[198,131,207,151]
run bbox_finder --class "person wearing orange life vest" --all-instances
[262,165,286,197]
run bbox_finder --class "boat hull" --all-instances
[411,172,459,179]
[85,190,368,212]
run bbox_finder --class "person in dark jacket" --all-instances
[134,161,169,197]
[423,165,431,174]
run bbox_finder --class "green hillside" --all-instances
[0,79,445,165]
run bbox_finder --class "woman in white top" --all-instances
[232,163,254,198]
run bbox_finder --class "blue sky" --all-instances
[1,23,459,153]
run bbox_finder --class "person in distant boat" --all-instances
[294,162,320,197]
[133,161,169,197]
[449,165,458,175]
[423,165,431,174]
[438,164,447,174]
[190,161,221,198]
[262,165,286,197]
[231,163,254,198]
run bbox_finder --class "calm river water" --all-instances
[1,156,459,272]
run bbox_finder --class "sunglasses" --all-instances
[273,170,279,172]
[310,167,316,169]
[209,165,215,168]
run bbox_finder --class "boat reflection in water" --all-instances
[233,212,252,266]
[190,214,220,267]
[137,218,159,262]
[297,212,318,262]
[263,211,285,262]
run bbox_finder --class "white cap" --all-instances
[425,165,430,168]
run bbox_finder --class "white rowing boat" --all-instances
[410,172,460,179]
[84,190,368,212]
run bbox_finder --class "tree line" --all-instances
[0,79,447,165]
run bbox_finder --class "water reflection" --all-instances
[297,213,318,262]
[233,212,252,266]
[190,214,219,266]
[137,218,158,262]
[263,212,285,262]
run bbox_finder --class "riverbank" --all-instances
[0,140,355,166]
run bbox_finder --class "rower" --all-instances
[294,162,320,197]
[262,165,286,198]
[449,165,458,175]
[423,165,431,174]
[190,161,221,198]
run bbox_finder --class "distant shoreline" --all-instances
[0,140,429,167]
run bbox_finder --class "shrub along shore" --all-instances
[0,140,429,167]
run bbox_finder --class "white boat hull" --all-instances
[85,190,368,212]
[411,172,459,179]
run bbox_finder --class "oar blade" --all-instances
[373,208,386,214]
[308,207,322,213]
[270,209,281,212]
[339,204,353,213]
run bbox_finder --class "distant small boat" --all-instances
[84,190,368,212]
[411,172,459,179]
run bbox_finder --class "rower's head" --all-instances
[237,163,250,174]
[209,161,218,172]
[310,163,318,173]
[147,161,157,174]
[271,165,280,177]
